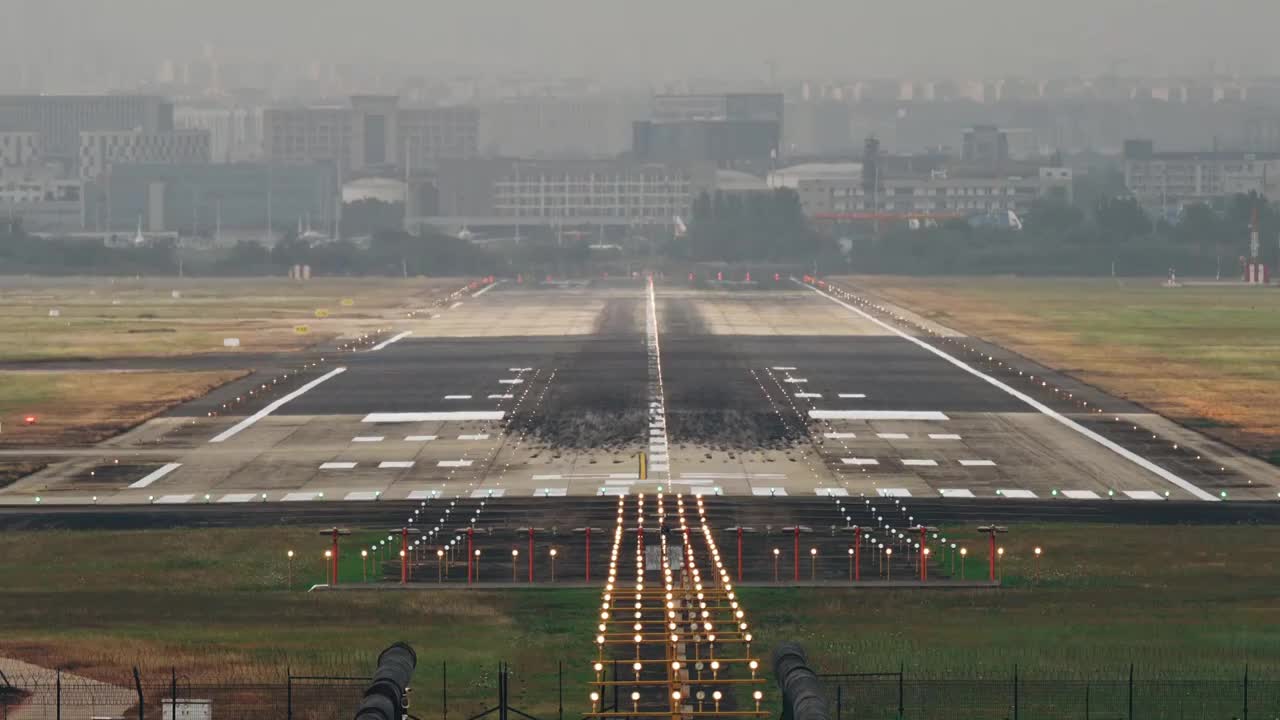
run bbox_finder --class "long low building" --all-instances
[791,166,1072,220]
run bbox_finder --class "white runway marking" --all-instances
[929,433,962,440]
[877,488,912,497]
[344,491,380,501]
[438,460,473,467]
[751,487,788,496]
[841,457,879,466]
[320,462,357,469]
[772,366,797,371]
[283,492,321,501]
[458,433,491,441]
[810,410,950,421]
[681,472,786,479]
[449,302,463,309]
[645,277,673,481]
[939,488,975,498]
[823,432,857,439]
[128,463,182,489]
[532,474,564,481]
[488,394,514,399]
[209,367,347,443]
[877,432,910,439]
[838,393,867,399]
[509,367,532,372]
[217,493,256,503]
[364,411,505,422]
[795,392,822,398]
[1000,489,1038,499]
[368,331,412,352]
[816,488,849,496]
[211,366,348,440]
[959,459,997,467]
[902,459,938,467]
[1063,490,1101,499]
[536,488,568,497]
[405,435,437,442]
[598,487,629,496]
[406,490,441,500]
[444,394,473,400]
[379,461,415,469]
[498,379,524,385]
[783,377,808,383]
[352,436,384,443]
[154,494,193,504]
[801,281,1219,502]
[1124,490,1165,500]
[470,488,505,498]
[470,280,504,298]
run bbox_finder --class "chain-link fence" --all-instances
[0,663,561,720]
[822,669,1279,720]
[5,663,1278,720]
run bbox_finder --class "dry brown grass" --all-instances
[0,276,465,361]
[0,369,246,446]
[845,276,1280,455]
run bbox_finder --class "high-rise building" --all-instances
[175,105,263,163]
[79,129,211,181]
[1123,139,1280,206]
[263,96,477,174]
[0,131,41,168]
[477,96,646,158]
[0,95,173,163]
[962,125,1010,173]
[634,93,783,175]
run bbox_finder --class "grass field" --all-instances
[0,369,245,447]
[1,521,1276,713]
[845,276,1280,458]
[0,276,462,361]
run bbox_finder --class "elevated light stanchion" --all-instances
[512,549,519,582]
[960,547,968,578]
[1034,546,1043,580]
[978,525,1009,583]
[286,550,294,589]
[528,528,534,583]
[360,549,368,583]
[318,527,351,585]
[997,546,1005,582]
[793,525,800,582]
[550,547,558,582]
[847,547,854,582]
[810,547,817,581]
[922,547,931,582]
[323,549,332,583]
[467,527,474,585]
[772,548,780,583]
[474,549,481,581]
[885,547,893,581]
[437,549,444,583]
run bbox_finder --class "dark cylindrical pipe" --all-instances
[354,642,417,720]
[772,643,830,720]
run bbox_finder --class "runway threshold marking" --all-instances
[799,280,1220,502]
[128,462,182,489]
[367,330,412,352]
[939,488,975,498]
[209,366,347,443]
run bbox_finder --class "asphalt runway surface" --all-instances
[4,277,1280,517]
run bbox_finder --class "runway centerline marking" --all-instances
[444,394,472,400]
[320,461,357,470]
[798,280,1219,502]
[379,461,415,469]
[352,436,384,443]
[209,366,346,443]
[367,331,412,352]
[128,462,182,489]
[645,277,673,479]
[929,433,963,440]
[838,393,867,399]
[959,459,997,467]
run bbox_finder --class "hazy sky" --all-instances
[11,0,1280,81]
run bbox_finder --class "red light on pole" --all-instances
[23,415,36,425]
[978,526,1008,583]
[717,271,723,281]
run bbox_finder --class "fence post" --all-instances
[558,660,563,720]
[1243,664,1249,720]
[56,669,61,720]
[286,668,293,720]
[835,684,842,720]
[1012,664,1018,720]
[442,661,448,720]
[1085,681,1090,720]
[132,667,144,720]
[897,663,904,720]
[1127,664,1134,720]
[171,667,177,720]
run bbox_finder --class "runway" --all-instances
[4,277,1279,508]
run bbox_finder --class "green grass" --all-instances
[850,276,1280,452]
[2,521,1279,703]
